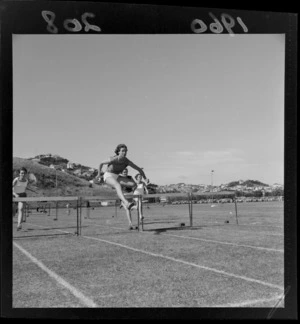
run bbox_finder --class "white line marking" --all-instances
[246,222,283,228]
[19,221,283,291]
[203,295,284,308]
[83,221,283,252]
[199,223,283,236]
[81,234,284,291]
[160,233,284,253]
[237,223,283,228]
[20,222,75,235]
[13,242,98,308]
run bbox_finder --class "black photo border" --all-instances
[0,0,297,319]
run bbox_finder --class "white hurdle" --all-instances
[13,196,80,235]
[15,192,232,234]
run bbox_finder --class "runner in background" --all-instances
[13,167,29,231]
[131,173,149,222]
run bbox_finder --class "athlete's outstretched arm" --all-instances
[97,159,110,178]
[127,160,149,182]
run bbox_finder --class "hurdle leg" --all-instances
[188,194,191,226]
[54,202,58,220]
[234,198,239,225]
[137,197,140,231]
[190,194,193,227]
[77,198,81,236]
[80,198,82,235]
[77,197,82,236]
[75,199,79,236]
[115,200,118,218]
[141,196,144,231]
[22,203,27,223]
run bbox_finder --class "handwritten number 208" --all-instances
[41,11,101,33]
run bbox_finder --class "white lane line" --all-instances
[13,242,98,308]
[246,223,283,228]
[22,222,73,234]
[81,234,284,291]
[159,233,284,253]
[198,223,283,236]
[202,295,284,308]
[83,221,283,253]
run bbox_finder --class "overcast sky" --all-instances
[13,34,285,186]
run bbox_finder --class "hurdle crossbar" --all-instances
[13,196,79,202]
[13,193,195,234]
[13,196,81,235]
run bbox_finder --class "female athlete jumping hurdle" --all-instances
[96,144,149,217]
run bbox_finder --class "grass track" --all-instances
[13,202,284,308]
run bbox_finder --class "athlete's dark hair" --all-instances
[114,144,128,155]
[135,173,142,180]
[20,167,28,174]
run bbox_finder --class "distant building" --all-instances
[101,201,115,206]
[67,162,75,170]
[160,196,168,203]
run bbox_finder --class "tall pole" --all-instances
[211,170,214,190]
[211,170,214,202]
[55,156,57,188]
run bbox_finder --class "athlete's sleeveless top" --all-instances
[134,183,144,195]
[106,156,130,174]
[13,178,28,194]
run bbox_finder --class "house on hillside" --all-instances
[272,183,283,189]
[101,201,115,206]
[73,169,82,176]
[160,196,169,203]
[81,172,91,178]
[56,165,64,171]
[67,162,75,170]
[49,164,56,169]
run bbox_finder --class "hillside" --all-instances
[13,157,116,198]
[227,180,268,187]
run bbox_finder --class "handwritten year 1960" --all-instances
[41,11,101,33]
[191,12,248,35]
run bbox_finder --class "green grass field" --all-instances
[13,201,284,309]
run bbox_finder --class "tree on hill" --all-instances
[227,180,268,187]
[243,180,268,187]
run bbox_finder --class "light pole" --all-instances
[55,156,57,188]
[211,170,214,203]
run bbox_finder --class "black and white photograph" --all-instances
[0,1,297,319]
